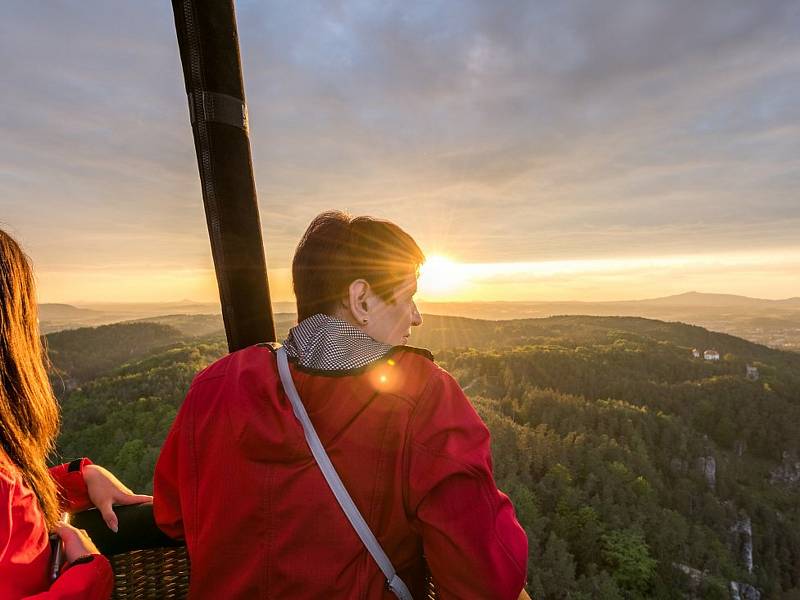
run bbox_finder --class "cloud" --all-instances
[1,0,798,298]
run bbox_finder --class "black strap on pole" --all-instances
[171,0,276,351]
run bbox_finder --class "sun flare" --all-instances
[418,255,468,298]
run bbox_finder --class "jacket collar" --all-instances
[282,314,393,371]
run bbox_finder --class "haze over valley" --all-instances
[40,291,800,352]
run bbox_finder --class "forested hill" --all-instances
[413,314,800,365]
[46,322,184,384]
[48,316,800,599]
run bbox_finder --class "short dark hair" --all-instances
[292,211,425,321]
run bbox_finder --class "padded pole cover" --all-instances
[71,504,182,556]
[171,0,276,350]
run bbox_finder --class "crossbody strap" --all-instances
[275,346,414,600]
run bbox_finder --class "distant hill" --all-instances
[50,315,800,598]
[38,302,224,334]
[40,293,800,352]
[128,314,225,338]
[40,303,104,320]
[38,303,108,333]
[46,322,184,385]
[413,314,800,365]
[419,291,800,317]
[131,312,297,340]
[419,292,800,352]
[626,291,800,308]
[38,301,297,334]
[45,310,798,369]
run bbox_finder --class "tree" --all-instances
[601,529,658,598]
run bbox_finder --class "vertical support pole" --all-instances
[171,0,276,350]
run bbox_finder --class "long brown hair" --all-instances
[0,228,60,529]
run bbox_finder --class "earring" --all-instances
[362,318,368,324]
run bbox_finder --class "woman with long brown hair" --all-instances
[0,227,151,598]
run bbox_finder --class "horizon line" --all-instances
[40,289,800,308]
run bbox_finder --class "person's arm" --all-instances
[49,459,93,513]
[1,475,113,600]
[405,369,528,600]
[24,557,114,600]
[50,459,152,532]
[23,524,114,600]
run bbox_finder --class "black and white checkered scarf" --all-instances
[282,313,394,371]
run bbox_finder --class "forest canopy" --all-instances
[49,315,800,599]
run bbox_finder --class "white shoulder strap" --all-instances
[275,346,414,600]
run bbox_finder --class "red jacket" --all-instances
[154,345,528,599]
[0,457,113,599]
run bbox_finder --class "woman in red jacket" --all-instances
[0,228,152,599]
[155,212,529,599]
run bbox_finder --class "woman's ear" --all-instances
[347,279,371,325]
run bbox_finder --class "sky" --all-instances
[1,0,799,304]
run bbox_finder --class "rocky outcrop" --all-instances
[674,563,761,600]
[731,516,753,574]
[734,439,746,457]
[697,455,716,491]
[673,563,705,598]
[730,581,761,600]
[770,451,800,486]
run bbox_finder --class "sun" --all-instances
[418,255,468,298]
